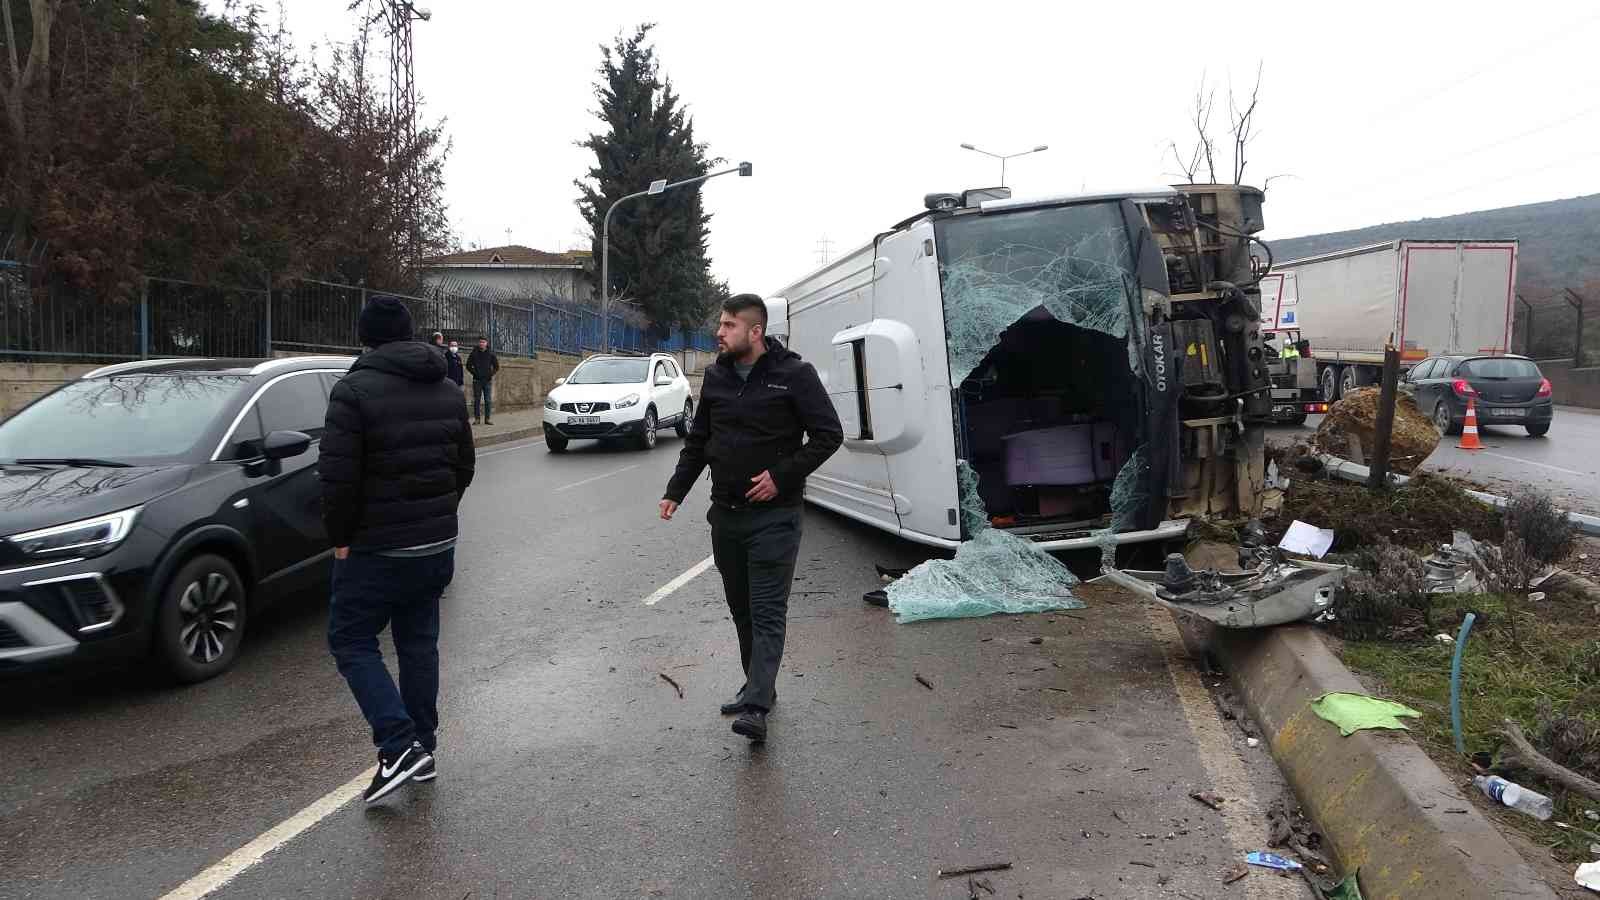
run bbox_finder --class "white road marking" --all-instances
[477,435,546,458]
[1473,450,1590,477]
[158,765,377,900]
[1143,607,1300,900]
[642,553,716,606]
[555,464,640,492]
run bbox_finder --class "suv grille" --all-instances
[560,402,611,413]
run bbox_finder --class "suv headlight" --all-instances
[615,393,640,409]
[544,396,558,410]
[7,507,142,561]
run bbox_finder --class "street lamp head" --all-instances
[648,179,668,195]
[738,162,753,176]
[1033,145,1049,152]
[959,143,976,150]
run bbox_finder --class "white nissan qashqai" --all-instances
[541,353,694,453]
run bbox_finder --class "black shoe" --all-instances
[364,742,432,804]
[720,690,747,716]
[412,754,436,783]
[732,709,768,742]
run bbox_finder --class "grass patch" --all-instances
[1340,592,1600,861]
[1276,471,1502,553]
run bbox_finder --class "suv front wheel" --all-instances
[636,409,658,451]
[155,554,247,684]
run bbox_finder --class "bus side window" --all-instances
[831,339,872,440]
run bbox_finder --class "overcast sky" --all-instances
[245,0,1600,295]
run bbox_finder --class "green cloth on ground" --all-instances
[1310,692,1422,736]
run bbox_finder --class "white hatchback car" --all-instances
[542,353,694,453]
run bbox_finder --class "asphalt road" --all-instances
[1,435,1306,900]
[1267,404,1600,516]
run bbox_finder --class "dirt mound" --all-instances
[1276,472,1502,553]
[1313,386,1439,474]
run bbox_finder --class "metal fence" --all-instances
[0,262,716,362]
[1516,288,1595,368]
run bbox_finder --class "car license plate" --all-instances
[568,415,600,425]
[1490,408,1524,417]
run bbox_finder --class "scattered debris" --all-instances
[876,564,910,582]
[1309,692,1421,736]
[1423,531,1486,594]
[862,589,889,607]
[1434,634,1455,645]
[1247,737,1261,748]
[1189,791,1226,811]
[914,674,935,691]
[1325,872,1365,900]
[1279,520,1336,559]
[1245,851,1302,872]
[1102,552,1346,629]
[1496,719,1600,805]
[1313,386,1438,475]
[1276,464,1503,553]
[1266,795,1332,872]
[1129,860,1157,869]
[657,673,684,699]
[1223,863,1250,884]
[1474,774,1555,820]
[1576,861,1599,892]
[937,861,1012,879]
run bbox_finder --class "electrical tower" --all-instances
[815,236,834,266]
[355,1,431,264]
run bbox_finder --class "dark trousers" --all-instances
[708,503,803,711]
[328,549,455,756]
[472,379,493,421]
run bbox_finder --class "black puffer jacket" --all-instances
[664,338,843,508]
[321,341,475,551]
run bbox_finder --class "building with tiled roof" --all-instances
[420,245,596,302]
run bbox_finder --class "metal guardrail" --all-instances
[0,264,716,361]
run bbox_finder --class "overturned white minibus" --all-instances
[768,184,1275,552]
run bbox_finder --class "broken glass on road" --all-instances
[887,462,1085,623]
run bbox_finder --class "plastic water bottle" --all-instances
[1473,775,1555,821]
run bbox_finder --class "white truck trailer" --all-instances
[1258,239,1518,400]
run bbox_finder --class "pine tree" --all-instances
[575,24,721,338]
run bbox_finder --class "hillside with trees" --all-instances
[1267,194,1600,296]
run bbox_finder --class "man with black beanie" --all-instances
[322,295,476,804]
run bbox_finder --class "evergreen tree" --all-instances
[575,24,721,338]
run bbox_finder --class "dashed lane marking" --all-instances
[642,554,716,606]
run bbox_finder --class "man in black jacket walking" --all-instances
[322,296,476,803]
[466,337,499,425]
[659,294,843,743]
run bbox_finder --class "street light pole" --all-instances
[600,161,753,352]
[958,143,1049,188]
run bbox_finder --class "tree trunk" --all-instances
[1497,719,1600,804]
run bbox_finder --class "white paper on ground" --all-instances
[1575,860,1599,892]
[1278,520,1335,559]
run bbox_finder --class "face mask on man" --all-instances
[448,343,459,355]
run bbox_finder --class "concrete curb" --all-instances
[471,426,543,449]
[1203,623,1557,899]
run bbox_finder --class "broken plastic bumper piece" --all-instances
[1100,553,1348,628]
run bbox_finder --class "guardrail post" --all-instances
[263,273,273,356]
[139,278,150,359]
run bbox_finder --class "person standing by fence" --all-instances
[466,337,499,425]
[445,340,465,387]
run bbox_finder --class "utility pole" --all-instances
[1367,342,1401,490]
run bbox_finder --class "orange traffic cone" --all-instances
[1458,395,1484,450]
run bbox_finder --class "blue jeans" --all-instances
[472,380,492,421]
[328,549,455,756]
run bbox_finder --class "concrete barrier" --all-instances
[1204,623,1557,899]
[1534,357,1600,410]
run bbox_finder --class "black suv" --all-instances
[0,356,353,682]
[1403,354,1554,437]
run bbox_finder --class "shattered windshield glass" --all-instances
[935,202,1137,387]
[887,462,1085,623]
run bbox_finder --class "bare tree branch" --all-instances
[1229,61,1264,185]
[1166,76,1217,184]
